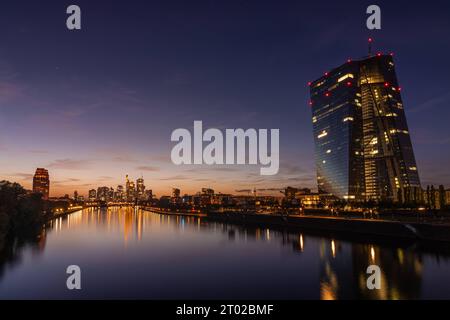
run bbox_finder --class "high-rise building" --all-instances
[88,189,97,201]
[136,177,145,199]
[97,186,110,202]
[172,188,180,198]
[145,189,153,201]
[32,168,50,200]
[116,185,124,201]
[125,175,131,200]
[309,53,421,203]
[171,188,181,205]
[108,187,114,201]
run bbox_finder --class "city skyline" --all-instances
[2,1,450,304]
[1,1,450,196]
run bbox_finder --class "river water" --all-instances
[1,207,450,299]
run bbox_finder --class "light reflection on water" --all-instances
[1,207,450,299]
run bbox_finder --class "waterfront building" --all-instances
[145,189,153,201]
[116,185,125,201]
[172,188,181,198]
[136,177,145,200]
[310,53,421,203]
[171,188,181,204]
[97,186,110,202]
[88,189,97,201]
[128,181,136,201]
[32,168,50,200]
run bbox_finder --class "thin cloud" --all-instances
[409,92,450,113]
[97,176,114,181]
[47,159,91,170]
[136,166,160,172]
[112,155,138,163]
[150,154,170,163]
[29,149,49,154]
[159,175,189,181]
[53,178,82,184]
[12,173,33,180]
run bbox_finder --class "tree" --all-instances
[0,180,46,239]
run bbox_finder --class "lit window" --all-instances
[318,130,328,139]
[343,117,354,122]
[337,74,354,83]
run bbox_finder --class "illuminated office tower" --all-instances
[172,188,181,198]
[125,175,135,201]
[136,177,145,200]
[88,189,97,201]
[32,168,50,200]
[116,185,124,201]
[97,186,110,202]
[309,53,421,203]
[128,181,136,201]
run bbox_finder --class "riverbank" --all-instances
[142,207,207,218]
[49,206,83,221]
[144,207,450,243]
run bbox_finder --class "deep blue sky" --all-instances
[0,0,449,196]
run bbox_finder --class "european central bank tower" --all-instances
[309,54,421,203]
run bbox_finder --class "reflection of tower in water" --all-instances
[123,207,134,245]
[319,239,356,300]
[352,244,423,300]
[318,239,423,300]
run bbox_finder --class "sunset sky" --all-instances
[1,0,450,197]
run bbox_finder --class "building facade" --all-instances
[32,168,50,200]
[310,54,421,203]
[88,189,97,201]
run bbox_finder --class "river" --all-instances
[1,206,450,299]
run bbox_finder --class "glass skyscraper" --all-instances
[309,54,421,203]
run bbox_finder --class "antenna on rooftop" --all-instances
[368,37,373,57]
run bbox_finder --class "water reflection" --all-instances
[0,207,450,299]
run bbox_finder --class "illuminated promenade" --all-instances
[143,207,450,243]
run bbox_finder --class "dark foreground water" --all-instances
[1,207,450,299]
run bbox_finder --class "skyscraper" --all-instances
[97,186,110,202]
[136,177,145,200]
[116,185,124,201]
[32,168,50,200]
[309,53,421,203]
[88,189,97,201]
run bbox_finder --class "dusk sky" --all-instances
[1,0,450,197]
